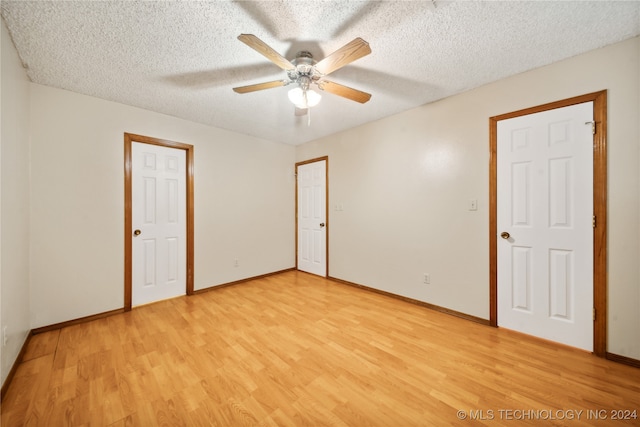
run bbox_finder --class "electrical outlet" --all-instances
[424,273,430,284]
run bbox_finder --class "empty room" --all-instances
[1,1,639,426]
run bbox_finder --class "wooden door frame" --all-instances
[489,90,607,356]
[124,133,195,310]
[295,156,329,276]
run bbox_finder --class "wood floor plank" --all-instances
[2,271,639,426]
[21,330,59,362]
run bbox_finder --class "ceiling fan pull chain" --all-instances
[303,90,311,126]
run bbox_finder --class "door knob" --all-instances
[500,232,510,239]
[134,229,141,236]
[319,223,325,228]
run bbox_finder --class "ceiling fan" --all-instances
[232,34,372,116]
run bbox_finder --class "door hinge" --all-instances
[592,215,596,228]
[585,121,595,135]
[593,308,596,321]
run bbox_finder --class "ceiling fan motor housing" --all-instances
[289,51,321,87]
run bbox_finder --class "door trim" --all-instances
[489,90,607,356]
[295,156,329,276]
[124,133,195,311]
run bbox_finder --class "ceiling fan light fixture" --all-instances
[288,87,321,109]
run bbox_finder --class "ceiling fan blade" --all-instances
[295,107,308,116]
[238,34,295,71]
[318,80,372,104]
[314,38,371,75]
[233,80,286,94]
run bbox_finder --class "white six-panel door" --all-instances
[297,160,327,276]
[132,142,186,306]
[497,102,593,351]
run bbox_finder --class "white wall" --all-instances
[1,19,31,385]
[29,84,296,328]
[296,37,640,360]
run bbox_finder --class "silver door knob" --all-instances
[319,223,325,228]
[500,232,510,239]
[134,229,141,236]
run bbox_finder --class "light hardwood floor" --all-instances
[2,271,639,426]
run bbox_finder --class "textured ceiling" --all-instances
[2,1,639,145]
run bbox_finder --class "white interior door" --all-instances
[297,160,327,276]
[132,142,186,306]
[497,102,593,351]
